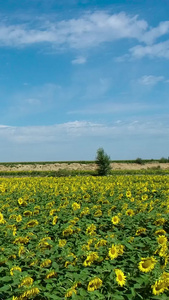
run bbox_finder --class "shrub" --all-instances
[159,157,168,163]
[135,157,144,165]
[95,148,111,176]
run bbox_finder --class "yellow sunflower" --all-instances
[138,257,157,273]
[111,215,120,225]
[114,269,126,287]
[108,244,119,260]
[136,228,146,236]
[126,209,134,216]
[126,191,131,198]
[58,239,67,247]
[52,216,58,225]
[0,212,4,224]
[10,266,22,276]
[152,279,167,295]
[19,276,33,288]
[157,235,168,246]
[16,215,22,223]
[87,277,102,292]
[155,229,167,236]
[45,270,57,279]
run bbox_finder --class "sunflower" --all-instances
[111,215,120,225]
[18,198,24,205]
[19,276,33,288]
[18,245,25,257]
[49,209,57,216]
[13,236,29,245]
[138,257,157,273]
[152,279,167,295]
[159,245,168,257]
[10,266,22,276]
[136,228,146,236]
[95,239,107,249]
[16,215,22,223]
[26,219,39,228]
[45,270,57,279]
[155,229,167,236]
[0,212,4,224]
[23,210,32,217]
[65,283,79,298]
[58,239,67,247]
[155,218,166,226]
[86,224,96,236]
[157,235,168,246]
[52,216,58,225]
[62,226,73,237]
[126,190,131,198]
[94,209,102,217]
[72,202,81,211]
[65,288,77,298]
[126,209,134,216]
[141,194,148,201]
[83,252,99,267]
[87,277,102,292]
[114,269,126,287]
[18,288,40,299]
[108,244,119,260]
[40,259,52,268]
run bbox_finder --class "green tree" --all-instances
[95,148,111,176]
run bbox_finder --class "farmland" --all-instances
[0,175,169,299]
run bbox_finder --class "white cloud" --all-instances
[0,119,169,161]
[0,119,168,145]
[130,40,169,59]
[0,10,168,62]
[138,75,164,86]
[0,11,149,49]
[141,21,169,45]
[71,56,87,64]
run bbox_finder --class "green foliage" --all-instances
[159,157,169,163]
[95,148,111,176]
[0,176,169,298]
[135,158,144,165]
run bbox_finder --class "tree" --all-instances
[95,148,111,176]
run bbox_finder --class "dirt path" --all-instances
[0,162,168,171]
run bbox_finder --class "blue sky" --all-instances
[0,0,169,161]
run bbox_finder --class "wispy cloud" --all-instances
[130,40,169,59]
[0,11,168,62]
[1,118,168,145]
[141,21,169,45]
[0,118,168,161]
[71,56,87,64]
[138,75,165,86]
[0,11,167,51]
[0,12,147,48]
[68,102,162,115]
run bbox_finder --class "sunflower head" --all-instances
[157,235,168,246]
[138,256,157,273]
[114,269,126,287]
[111,215,120,225]
[108,244,119,260]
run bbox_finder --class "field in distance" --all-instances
[0,160,169,171]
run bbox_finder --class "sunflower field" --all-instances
[0,175,169,299]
